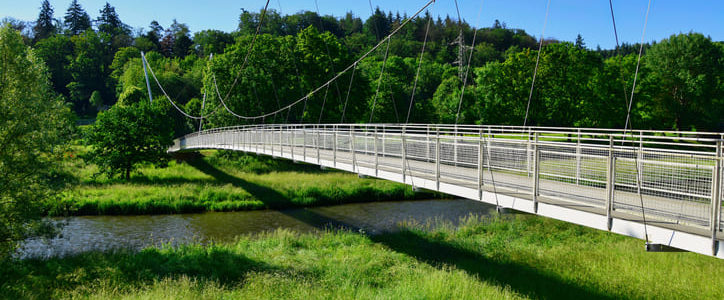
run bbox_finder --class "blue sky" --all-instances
[2,0,722,49]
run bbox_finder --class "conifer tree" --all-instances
[33,0,56,41]
[63,0,91,35]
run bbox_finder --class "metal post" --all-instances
[141,52,153,103]
[478,129,484,201]
[303,128,307,161]
[605,135,616,231]
[401,126,407,183]
[333,125,337,167]
[426,125,431,162]
[436,128,441,191]
[350,127,356,172]
[576,128,581,185]
[711,140,722,255]
[532,132,540,213]
[317,125,321,165]
[527,128,533,177]
[374,126,379,177]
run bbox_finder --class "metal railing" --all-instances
[170,124,724,252]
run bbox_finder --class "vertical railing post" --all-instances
[436,128,441,191]
[576,128,581,185]
[350,126,356,172]
[333,125,337,168]
[303,127,307,161]
[478,129,484,201]
[711,140,722,255]
[317,125,321,165]
[527,128,533,177]
[374,126,379,177]
[426,125,431,162]
[605,135,616,231]
[401,126,407,183]
[532,131,540,213]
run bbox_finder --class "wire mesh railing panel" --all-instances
[613,157,711,228]
[486,140,528,175]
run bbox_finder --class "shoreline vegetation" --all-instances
[46,148,439,216]
[3,214,723,299]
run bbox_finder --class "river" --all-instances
[20,199,495,259]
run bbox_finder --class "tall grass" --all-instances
[47,149,434,216]
[3,214,722,299]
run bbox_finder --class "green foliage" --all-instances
[63,0,91,36]
[2,215,723,298]
[85,102,174,180]
[0,25,73,260]
[32,0,56,42]
[48,150,430,216]
[642,33,724,131]
[89,90,102,109]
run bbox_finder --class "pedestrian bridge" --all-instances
[169,124,724,258]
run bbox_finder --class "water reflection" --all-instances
[21,199,495,259]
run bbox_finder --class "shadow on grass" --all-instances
[185,152,614,299]
[1,246,275,299]
[372,230,614,300]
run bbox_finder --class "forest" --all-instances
[3,0,722,134]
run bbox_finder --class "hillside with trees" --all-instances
[3,0,724,133]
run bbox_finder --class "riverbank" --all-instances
[3,214,722,299]
[46,148,437,216]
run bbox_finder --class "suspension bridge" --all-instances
[148,0,723,258]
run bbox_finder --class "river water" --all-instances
[20,199,495,259]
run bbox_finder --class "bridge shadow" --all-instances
[372,230,614,300]
[185,154,614,299]
[185,155,363,230]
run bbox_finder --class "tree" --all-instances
[63,0,91,36]
[96,2,132,50]
[33,0,56,42]
[642,33,724,131]
[86,102,174,180]
[0,25,73,259]
[33,34,74,98]
[66,30,112,115]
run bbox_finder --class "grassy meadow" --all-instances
[46,147,436,216]
[2,214,723,299]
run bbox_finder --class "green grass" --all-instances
[2,214,722,299]
[47,148,437,216]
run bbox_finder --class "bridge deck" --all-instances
[169,124,724,258]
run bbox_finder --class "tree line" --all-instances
[5,0,724,132]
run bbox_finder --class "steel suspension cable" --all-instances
[208,0,436,121]
[144,55,201,120]
[214,0,272,119]
[622,0,653,245]
[523,0,551,127]
[406,0,436,123]
[314,0,344,113]
[340,63,357,123]
[454,0,485,125]
[369,38,391,123]
[608,0,631,114]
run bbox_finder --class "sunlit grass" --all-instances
[47,148,433,216]
[3,214,722,299]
